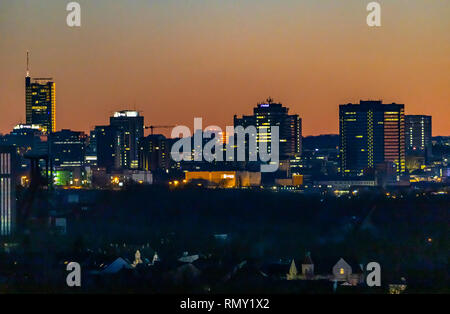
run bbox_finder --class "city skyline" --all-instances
[0,1,448,298]
[1,0,449,136]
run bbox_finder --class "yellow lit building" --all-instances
[275,174,303,187]
[26,77,56,134]
[185,171,261,188]
[25,53,56,134]
[339,100,406,176]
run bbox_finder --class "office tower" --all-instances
[0,146,16,236]
[2,124,46,155]
[339,100,406,176]
[110,110,144,169]
[234,98,302,160]
[138,134,171,172]
[25,53,56,134]
[94,125,120,171]
[405,115,432,157]
[173,130,232,172]
[49,129,87,168]
[1,125,47,175]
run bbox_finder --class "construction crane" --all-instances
[144,125,175,135]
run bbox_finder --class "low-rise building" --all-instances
[185,171,261,188]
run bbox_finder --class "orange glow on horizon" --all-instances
[0,1,448,137]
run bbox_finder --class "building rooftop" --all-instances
[113,110,140,118]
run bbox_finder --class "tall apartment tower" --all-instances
[405,115,432,158]
[138,134,172,172]
[234,98,302,160]
[25,52,56,134]
[0,146,16,237]
[339,100,406,176]
[109,110,144,169]
[94,125,121,171]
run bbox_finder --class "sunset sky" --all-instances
[0,0,449,136]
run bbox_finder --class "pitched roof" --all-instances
[100,257,133,274]
[303,252,314,265]
[313,256,363,274]
[333,258,351,270]
[288,259,298,275]
[178,254,199,263]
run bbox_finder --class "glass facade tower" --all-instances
[339,100,405,176]
[25,76,56,134]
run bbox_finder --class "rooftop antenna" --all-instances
[26,51,30,77]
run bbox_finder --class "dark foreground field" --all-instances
[1,186,448,293]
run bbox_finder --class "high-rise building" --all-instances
[0,146,16,236]
[2,124,46,155]
[339,100,406,176]
[49,129,87,168]
[94,125,120,171]
[234,98,302,161]
[110,110,144,169]
[405,115,432,157]
[1,125,47,175]
[25,53,55,134]
[138,134,171,172]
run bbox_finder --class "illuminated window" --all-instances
[340,268,344,275]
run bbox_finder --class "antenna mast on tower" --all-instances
[26,51,30,77]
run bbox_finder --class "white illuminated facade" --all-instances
[113,110,139,118]
[0,147,15,236]
[13,124,42,131]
